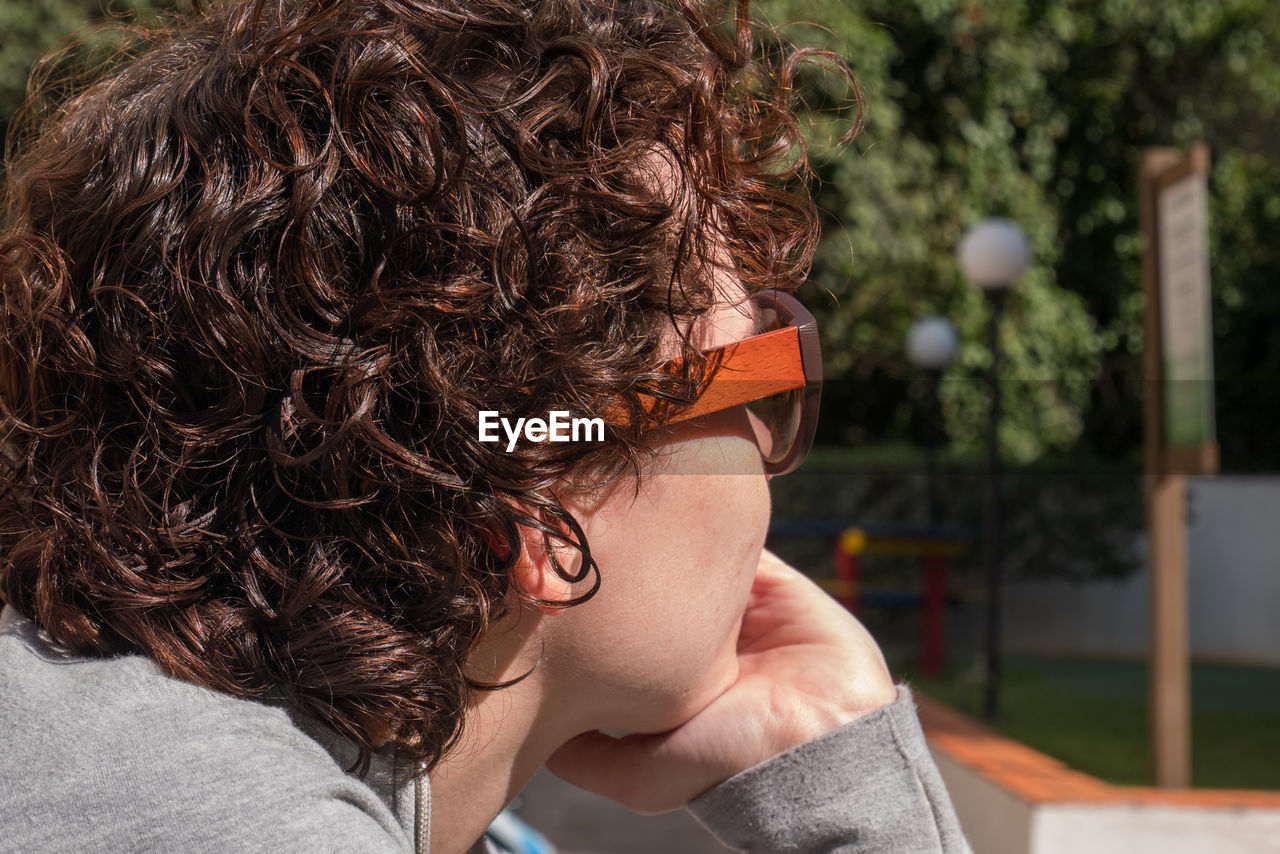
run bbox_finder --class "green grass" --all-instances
[887,651,1280,790]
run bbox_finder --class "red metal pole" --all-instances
[921,554,948,676]
[833,531,863,616]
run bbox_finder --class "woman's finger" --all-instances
[544,730,696,814]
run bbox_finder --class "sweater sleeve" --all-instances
[685,683,973,853]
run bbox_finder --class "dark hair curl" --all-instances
[0,0,858,774]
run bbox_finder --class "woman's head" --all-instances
[526,285,775,738]
[0,0,852,773]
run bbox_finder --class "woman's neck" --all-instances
[427,612,585,854]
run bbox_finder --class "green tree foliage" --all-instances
[0,1,177,153]
[757,0,1280,469]
[2,1,110,143]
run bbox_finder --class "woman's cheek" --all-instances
[677,571,756,716]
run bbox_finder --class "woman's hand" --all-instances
[544,548,900,814]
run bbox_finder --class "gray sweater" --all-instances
[0,605,973,853]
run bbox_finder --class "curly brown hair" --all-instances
[0,0,856,775]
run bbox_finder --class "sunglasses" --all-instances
[628,289,822,476]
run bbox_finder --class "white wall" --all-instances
[1184,477,1280,664]
[1031,803,1280,854]
[933,751,1034,854]
[1000,476,1280,666]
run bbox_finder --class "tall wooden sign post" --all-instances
[1137,143,1219,789]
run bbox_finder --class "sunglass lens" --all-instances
[744,387,802,466]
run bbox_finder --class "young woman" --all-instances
[0,1,973,851]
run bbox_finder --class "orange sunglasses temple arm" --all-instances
[606,326,806,429]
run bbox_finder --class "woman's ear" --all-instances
[508,512,583,612]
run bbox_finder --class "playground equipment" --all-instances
[768,520,974,677]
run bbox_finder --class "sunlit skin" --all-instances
[426,277,899,854]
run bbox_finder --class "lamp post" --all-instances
[957,218,1030,722]
[906,317,959,526]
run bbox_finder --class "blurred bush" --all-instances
[757,0,1280,470]
[768,445,1145,583]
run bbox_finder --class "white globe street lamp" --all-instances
[956,216,1030,724]
[957,218,1031,290]
[905,316,960,372]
